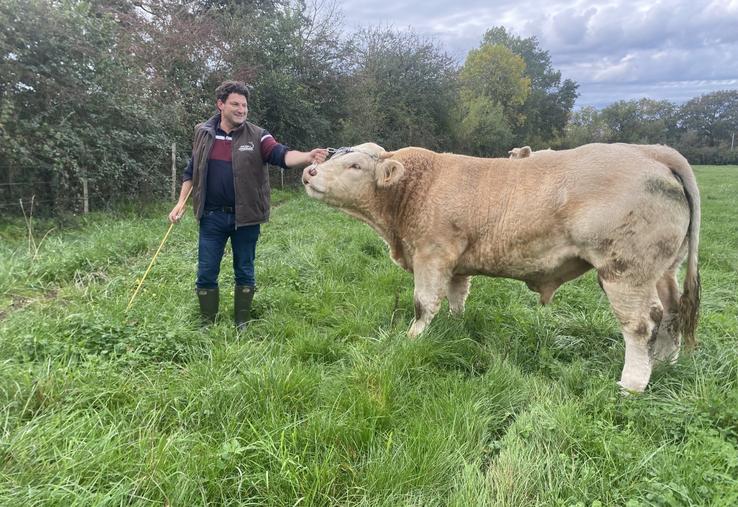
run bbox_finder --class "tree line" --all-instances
[564,93,738,164]
[1,0,736,215]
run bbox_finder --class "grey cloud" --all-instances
[550,7,595,45]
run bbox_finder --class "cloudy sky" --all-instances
[336,0,738,109]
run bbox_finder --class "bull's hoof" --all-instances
[617,380,646,395]
[407,321,425,338]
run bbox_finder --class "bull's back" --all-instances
[434,144,692,278]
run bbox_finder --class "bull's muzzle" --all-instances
[302,165,318,186]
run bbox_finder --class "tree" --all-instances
[0,0,171,213]
[455,43,530,156]
[0,0,354,209]
[339,27,458,151]
[193,0,284,14]
[674,90,738,164]
[206,0,350,151]
[679,90,738,148]
[456,96,515,157]
[563,106,612,147]
[599,99,676,144]
[482,27,578,147]
[562,92,737,164]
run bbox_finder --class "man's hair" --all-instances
[215,80,250,103]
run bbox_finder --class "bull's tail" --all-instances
[678,167,701,349]
[644,145,701,348]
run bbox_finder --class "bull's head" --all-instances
[508,146,532,159]
[302,143,404,208]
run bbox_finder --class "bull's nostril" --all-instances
[309,167,317,176]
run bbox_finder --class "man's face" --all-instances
[217,93,248,129]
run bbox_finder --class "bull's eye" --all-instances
[349,163,360,170]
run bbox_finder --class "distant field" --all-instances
[1,165,736,505]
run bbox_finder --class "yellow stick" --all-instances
[126,187,192,313]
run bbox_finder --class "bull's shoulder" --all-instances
[393,146,438,162]
[392,148,443,181]
[400,146,437,154]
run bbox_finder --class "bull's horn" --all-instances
[379,151,395,159]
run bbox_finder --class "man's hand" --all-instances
[169,180,193,223]
[168,204,185,224]
[285,148,328,169]
[309,148,328,165]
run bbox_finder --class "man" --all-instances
[168,80,327,328]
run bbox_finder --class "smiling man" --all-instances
[168,80,327,328]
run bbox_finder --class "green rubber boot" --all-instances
[235,285,255,330]
[196,287,219,326]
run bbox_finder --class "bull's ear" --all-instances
[520,146,532,157]
[375,159,405,187]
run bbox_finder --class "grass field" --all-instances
[1,166,736,506]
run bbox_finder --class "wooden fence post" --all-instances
[82,172,89,214]
[171,142,177,200]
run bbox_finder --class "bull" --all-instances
[302,143,700,392]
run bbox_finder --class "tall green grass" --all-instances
[1,169,737,506]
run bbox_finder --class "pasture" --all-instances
[1,165,736,505]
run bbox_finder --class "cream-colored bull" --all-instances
[302,143,700,392]
[508,146,532,158]
[508,146,554,158]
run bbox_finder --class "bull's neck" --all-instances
[376,175,424,263]
[338,201,399,245]
[335,184,410,259]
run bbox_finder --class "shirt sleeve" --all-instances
[182,156,194,182]
[260,130,289,168]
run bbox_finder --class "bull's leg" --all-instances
[652,269,682,363]
[600,279,663,393]
[408,262,452,338]
[447,275,471,315]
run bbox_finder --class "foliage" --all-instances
[456,44,530,156]
[456,96,516,157]
[481,27,578,147]
[678,91,738,163]
[565,106,614,146]
[601,99,678,144]
[0,0,350,212]
[338,27,458,151]
[217,0,350,150]
[0,0,172,213]
[680,91,738,146]
[562,92,738,164]
[0,1,735,217]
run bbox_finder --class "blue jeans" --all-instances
[196,210,261,289]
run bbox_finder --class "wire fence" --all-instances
[0,144,180,216]
[0,176,56,213]
[1,142,310,217]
